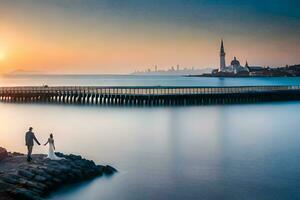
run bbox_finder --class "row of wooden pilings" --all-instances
[1,89,300,106]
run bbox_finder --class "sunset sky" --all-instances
[0,0,299,74]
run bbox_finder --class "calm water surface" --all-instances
[1,74,300,86]
[0,76,300,200]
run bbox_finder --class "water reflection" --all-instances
[1,102,300,200]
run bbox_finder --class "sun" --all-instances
[0,50,6,61]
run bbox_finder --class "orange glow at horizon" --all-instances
[0,24,220,74]
[0,1,299,74]
[0,50,6,61]
[0,17,299,74]
[1,28,299,75]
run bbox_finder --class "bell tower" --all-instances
[219,39,226,72]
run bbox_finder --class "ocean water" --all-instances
[1,75,300,200]
[1,74,300,87]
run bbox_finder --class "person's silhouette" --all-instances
[25,127,41,162]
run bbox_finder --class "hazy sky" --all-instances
[0,0,299,74]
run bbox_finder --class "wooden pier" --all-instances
[0,85,300,106]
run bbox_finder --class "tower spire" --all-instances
[219,39,226,72]
[220,39,224,53]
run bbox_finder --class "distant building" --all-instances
[219,40,226,72]
[217,40,249,75]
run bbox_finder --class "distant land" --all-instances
[8,69,45,75]
[196,64,300,77]
[131,64,300,77]
[5,64,300,78]
[200,40,300,77]
[132,65,213,76]
[4,67,214,76]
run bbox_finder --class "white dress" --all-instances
[46,138,62,160]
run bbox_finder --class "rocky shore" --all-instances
[0,147,117,200]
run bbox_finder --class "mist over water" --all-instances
[1,76,300,200]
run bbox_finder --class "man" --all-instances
[25,127,40,162]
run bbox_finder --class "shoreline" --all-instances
[185,74,300,78]
[0,147,117,200]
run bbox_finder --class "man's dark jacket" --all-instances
[25,131,40,146]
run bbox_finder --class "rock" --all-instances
[34,175,47,183]
[29,169,52,181]
[73,160,86,168]
[29,188,44,196]
[65,172,76,181]
[0,147,8,161]
[57,165,71,173]
[17,180,45,196]
[95,165,105,175]
[44,167,62,176]
[10,188,42,200]
[70,168,83,178]
[82,169,96,178]
[67,154,82,161]
[54,152,65,158]
[0,150,116,200]
[87,161,96,168]
[56,173,68,182]
[103,165,118,175]
[2,174,20,185]
[0,180,15,192]
[12,152,24,156]
[51,177,63,185]
[24,181,48,192]
[18,170,35,179]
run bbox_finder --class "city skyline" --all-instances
[0,0,299,74]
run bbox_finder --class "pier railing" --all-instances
[1,85,300,95]
[1,85,300,106]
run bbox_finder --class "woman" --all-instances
[44,133,62,160]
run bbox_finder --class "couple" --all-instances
[25,127,62,161]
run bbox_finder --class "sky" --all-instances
[0,0,299,74]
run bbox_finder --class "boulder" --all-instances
[2,174,21,185]
[57,165,71,173]
[70,169,83,178]
[67,154,82,160]
[29,188,44,196]
[10,188,42,200]
[0,151,117,200]
[34,175,47,183]
[96,165,105,175]
[29,169,52,181]
[51,177,63,185]
[0,147,8,161]
[56,173,68,182]
[54,152,67,159]
[103,165,118,175]
[18,170,35,179]
[82,169,96,178]
[0,180,15,192]
[44,167,62,175]
[74,160,86,168]
[12,152,24,156]
[24,181,48,192]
